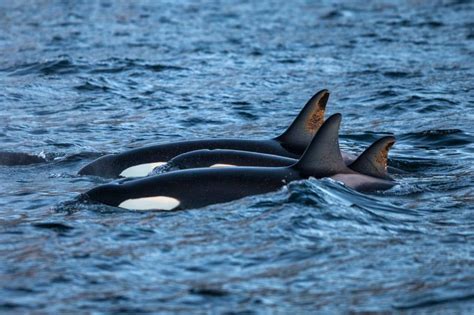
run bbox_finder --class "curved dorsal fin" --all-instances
[276,89,330,151]
[349,136,396,180]
[293,113,349,177]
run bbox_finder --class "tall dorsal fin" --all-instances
[349,136,396,180]
[276,89,330,151]
[293,113,349,177]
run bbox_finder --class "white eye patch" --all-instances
[119,196,180,211]
[120,162,167,178]
[209,163,236,168]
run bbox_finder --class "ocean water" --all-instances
[0,0,473,313]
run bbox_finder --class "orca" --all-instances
[334,135,396,192]
[149,144,401,176]
[0,152,46,166]
[79,89,338,178]
[85,114,396,211]
[148,149,296,175]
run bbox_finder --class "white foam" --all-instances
[119,162,166,178]
[119,196,180,211]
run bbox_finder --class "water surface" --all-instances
[0,0,473,313]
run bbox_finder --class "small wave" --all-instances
[341,132,395,143]
[189,285,229,297]
[0,150,102,167]
[53,194,114,214]
[143,64,184,72]
[277,58,300,64]
[400,129,472,147]
[388,156,449,173]
[320,9,354,20]
[383,70,422,79]
[5,58,83,76]
[285,179,419,222]
[377,89,399,97]
[74,81,110,92]
[32,222,74,233]
[386,19,444,29]
[89,58,185,74]
[2,57,184,77]
[180,117,226,127]
[229,101,252,108]
[393,286,474,310]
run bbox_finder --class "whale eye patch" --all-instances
[119,196,180,211]
[209,163,236,168]
[119,162,167,178]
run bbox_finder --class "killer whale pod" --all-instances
[78,89,332,178]
[85,114,396,211]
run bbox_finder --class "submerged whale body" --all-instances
[0,152,46,166]
[79,90,334,178]
[85,114,396,211]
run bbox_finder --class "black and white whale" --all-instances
[149,145,402,175]
[79,89,339,178]
[85,114,396,211]
[149,149,296,175]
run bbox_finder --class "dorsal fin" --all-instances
[293,113,349,177]
[349,136,395,180]
[276,89,330,151]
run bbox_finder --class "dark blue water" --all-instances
[1,0,473,312]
